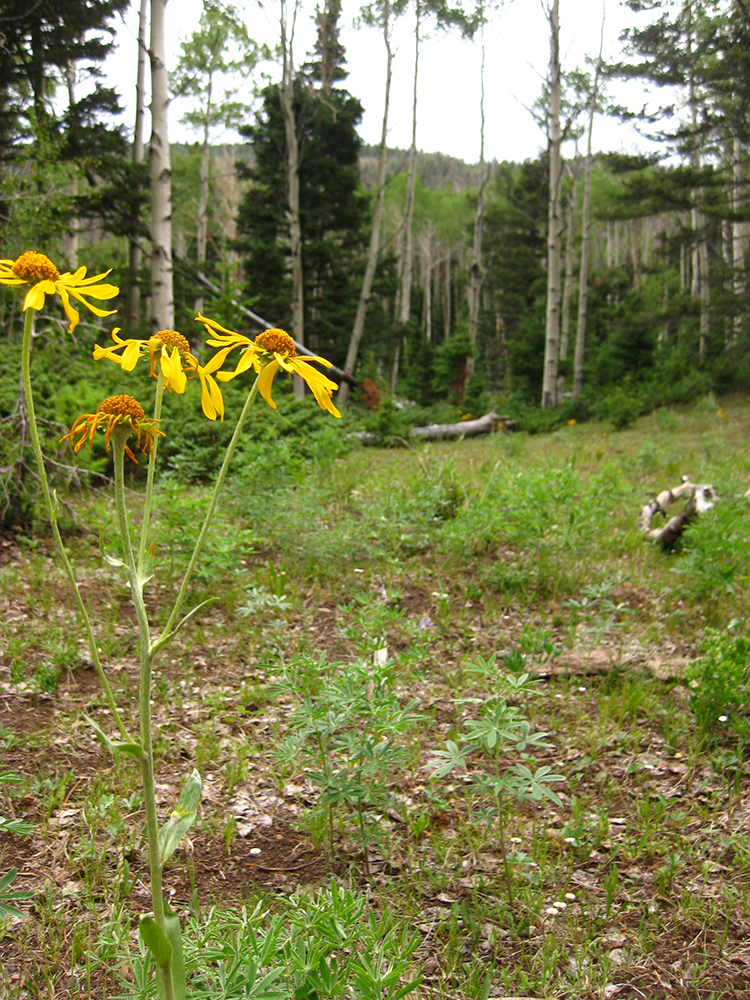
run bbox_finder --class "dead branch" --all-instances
[640,475,718,547]
[410,410,513,441]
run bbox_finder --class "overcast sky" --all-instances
[108,0,666,165]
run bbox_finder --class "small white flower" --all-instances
[719,715,728,723]
[565,892,576,901]
[249,847,261,855]
[510,837,522,844]
[545,907,559,916]
[553,901,567,910]
[565,836,578,845]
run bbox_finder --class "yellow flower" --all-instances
[197,315,341,418]
[717,409,725,419]
[93,327,225,421]
[568,418,576,426]
[60,394,164,464]
[0,250,118,333]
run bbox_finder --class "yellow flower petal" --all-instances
[257,359,280,409]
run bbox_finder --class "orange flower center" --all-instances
[154,329,191,354]
[12,250,60,283]
[255,328,296,358]
[97,395,145,420]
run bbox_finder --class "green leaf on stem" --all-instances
[139,539,157,588]
[164,906,187,1000]
[151,599,217,656]
[98,525,125,568]
[83,714,142,760]
[158,769,202,866]
[139,914,173,967]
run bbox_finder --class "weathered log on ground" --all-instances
[410,409,513,441]
[640,476,718,547]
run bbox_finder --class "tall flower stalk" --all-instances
[5,249,341,999]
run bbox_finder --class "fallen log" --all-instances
[410,409,513,441]
[640,475,718,547]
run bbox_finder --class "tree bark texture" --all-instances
[541,0,562,409]
[149,0,174,332]
[398,0,420,329]
[640,477,718,548]
[128,0,149,329]
[573,20,603,401]
[467,17,487,379]
[337,0,392,408]
[410,409,510,440]
[280,0,305,399]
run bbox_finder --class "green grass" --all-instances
[1,396,750,998]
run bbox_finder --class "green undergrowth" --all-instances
[2,395,750,998]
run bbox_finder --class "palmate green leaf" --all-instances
[510,763,564,806]
[426,740,471,778]
[0,867,34,918]
[158,769,202,866]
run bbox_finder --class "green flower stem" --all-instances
[20,308,131,744]
[159,375,260,643]
[112,431,175,1000]
[137,371,166,580]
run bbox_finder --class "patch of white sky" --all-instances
[104,0,679,167]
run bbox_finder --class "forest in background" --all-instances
[1,0,749,510]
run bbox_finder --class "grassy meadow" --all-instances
[2,395,750,999]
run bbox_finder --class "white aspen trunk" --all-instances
[467,18,487,378]
[572,21,603,401]
[559,160,579,364]
[128,0,149,329]
[149,0,174,332]
[195,75,213,317]
[541,0,562,408]
[63,62,79,268]
[444,253,451,340]
[733,133,745,348]
[630,217,640,288]
[398,0,420,329]
[422,229,432,343]
[687,0,708,364]
[280,0,305,398]
[337,0,392,408]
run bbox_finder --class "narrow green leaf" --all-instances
[158,769,202,866]
[99,524,125,567]
[112,741,144,760]
[164,906,186,1000]
[139,914,173,967]
[151,599,217,656]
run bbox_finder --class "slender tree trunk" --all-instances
[280,0,305,398]
[444,253,451,340]
[422,228,432,342]
[337,0,392,408]
[541,0,562,408]
[398,0,420,329]
[572,16,603,401]
[149,0,174,332]
[559,160,580,364]
[467,15,487,378]
[128,0,149,329]
[733,132,745,348]
[687,0,708,364]
[195,76,213,316]
[63,62,79,269]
